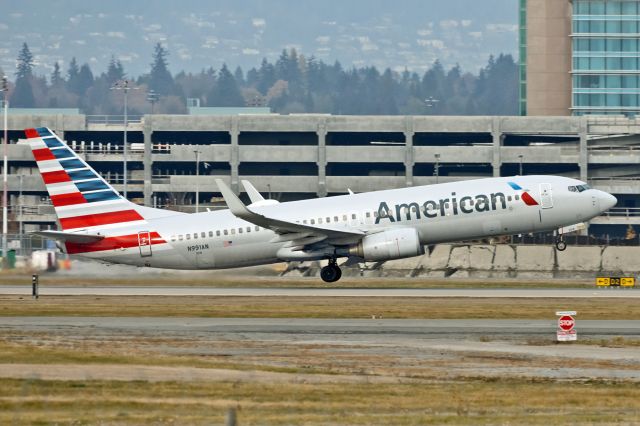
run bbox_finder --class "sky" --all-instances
[0,0,518,79]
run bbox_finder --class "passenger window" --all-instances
[508,196,512,202]
[334,216,339,222]
[352,214,356,220]
[216,230,221,237]
[247,227,251,233]
[366,212,371,218]
[515,195,520,200]
[178,235,183,241]
[231,229,236,235]
[326,217,331,222]
[310,219,315,224]
[374,211,379,218]
[224,230,228,235]
[238,228,243,234]
[208,231,213,237]
[303,220,308,224]
[201,232,206,238]
[318,218,323,224]
[255,226,259,231]
[186,234,191,240]
[342,215,347,221]
[171,235,176,242]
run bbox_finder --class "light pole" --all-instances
[518,154,524,176]
[111,80,138,199]
[147,90,159,114]
[194,149,200,213]
[1,76,8,266]
[434,153,441,184]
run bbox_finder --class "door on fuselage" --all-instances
[539,183,553,209]
[138,231,152,257]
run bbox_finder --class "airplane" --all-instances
[21,127,617,283]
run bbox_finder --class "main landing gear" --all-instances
[320,259,342,283]
[555,236,567,251]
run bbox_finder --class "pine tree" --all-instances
[66,57,81,94]
[77,64,94,95]
[257,58,275,95]
[149,43,174,95]
[51,62,64,87]
[207,64,244,106]
[106,55,125,84]
[12,43,35,107]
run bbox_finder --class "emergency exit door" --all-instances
[138,231,152,257]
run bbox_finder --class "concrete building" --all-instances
[520,0,640,116]
[3,113,639,240]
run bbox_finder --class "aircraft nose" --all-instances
[598,191,617,212]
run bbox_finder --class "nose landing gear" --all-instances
[555,237,567,251]
[320,259,342,283]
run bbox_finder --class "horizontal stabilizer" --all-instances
[31,230,105,244]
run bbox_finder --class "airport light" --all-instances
[1,76,8,267]
[518,154,524,176]
[147,90,159,114]
[425,96,440,109]
[194,149,200,213]
[434,153,441,184]
[111,80,139,199]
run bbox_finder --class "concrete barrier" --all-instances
[601,246,640,274]
[557,246,602,272]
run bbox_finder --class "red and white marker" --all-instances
[556,311,577,342]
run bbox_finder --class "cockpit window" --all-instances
[569,184,591,193]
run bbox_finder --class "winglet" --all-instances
[216,179,252,218]
[241,180,265,203]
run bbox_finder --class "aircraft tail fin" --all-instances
[22,127,153,231]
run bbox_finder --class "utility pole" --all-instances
[111,80,138,199]
[1,76,8,266]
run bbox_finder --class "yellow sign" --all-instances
[596,277,635,287]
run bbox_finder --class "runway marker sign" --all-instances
[556,311,577,342]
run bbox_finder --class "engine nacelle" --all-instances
[347,228,423,261]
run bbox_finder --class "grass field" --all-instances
[1,295,639,319]
[1,378,639,425]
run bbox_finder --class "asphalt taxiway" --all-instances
[0,286,637,298]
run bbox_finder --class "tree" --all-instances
[106,55,125,84]
[50,62,64,87]
[207,64,244,106]
[66,57,81,95]
[149,43,174,96]
[76,63,94,96]
[12,43,35,107]
[256,58,275,95]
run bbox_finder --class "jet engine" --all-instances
[346,228,423,261]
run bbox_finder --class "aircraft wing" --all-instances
[216,179,364,242]
[31,230,105,244]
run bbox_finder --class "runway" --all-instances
[0,285,638,297]
[3,317,640,337]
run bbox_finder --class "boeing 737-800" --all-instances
[22,127,617,282]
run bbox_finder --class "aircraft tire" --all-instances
[555,240,567,251]
[321,264,341,283]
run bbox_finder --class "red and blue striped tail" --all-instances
[23,127,147,231]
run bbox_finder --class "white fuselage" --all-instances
[75,175,616,269]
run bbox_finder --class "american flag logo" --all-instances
[223,240,233,247]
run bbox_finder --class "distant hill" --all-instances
[2,0,517,78]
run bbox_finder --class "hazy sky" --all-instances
[1,0,518,78]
